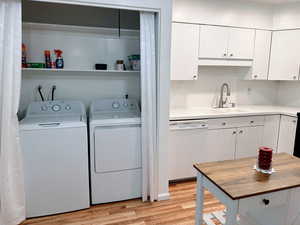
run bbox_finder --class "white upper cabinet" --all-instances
[198,25,229,59]
[269,30,300,81]
[199,25,255,60]
[250,30,272,80]
[227,28,255,60]
[170,23,200,80]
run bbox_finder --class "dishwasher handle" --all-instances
[169,120,208,130]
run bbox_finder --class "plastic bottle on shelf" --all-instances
[54,49,64,69]
[44,50,52,69]
[22,44,27,68]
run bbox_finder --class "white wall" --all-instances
[20,74,140,113]
[22,24,140,70]
[273,2,300,29]
[173,0,274,29]
[170,67,278,109]
[21,22,141,112]
[276,81,300,106]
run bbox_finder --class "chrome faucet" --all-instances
[218,83,231,108]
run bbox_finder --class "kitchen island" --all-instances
[194,153,300,225]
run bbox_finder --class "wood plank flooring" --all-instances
[21,181,224,225]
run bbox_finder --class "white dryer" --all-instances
[89,98,142,204]
[20,100,90,218]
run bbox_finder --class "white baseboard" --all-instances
[157,192,170,201]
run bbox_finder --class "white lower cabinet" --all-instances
[262,115,281,152]
[169,114,298,181]
[239,190,290,225]
[235,126,264,159]
[204,128,236,162]
[277,115,297,155]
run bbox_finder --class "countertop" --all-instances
[170,105,300,121]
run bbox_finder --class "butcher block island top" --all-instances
[194,153,300,200]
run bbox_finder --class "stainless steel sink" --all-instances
[210,108,247,113]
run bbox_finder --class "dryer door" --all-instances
[94,124,141,173]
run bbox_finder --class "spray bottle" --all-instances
[22,44,27,68]
[54,49,64,69]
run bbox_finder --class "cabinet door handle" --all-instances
[223,53,227,57]
[250,121,254,124]
[193,75,198,80]
[230,53,234,57]
[262,199,270,206]
[293,120,297,123]
[222,122,226,126]
[239,130,243,134]
[293,75,297,80]
[233,131,237,135]
[254,75,258,79]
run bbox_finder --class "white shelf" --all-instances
[22,68,140,75]
[23,22,140,40]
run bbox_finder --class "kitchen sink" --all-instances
[210,108,248,113]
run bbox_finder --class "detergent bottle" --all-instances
[54,49,64,69]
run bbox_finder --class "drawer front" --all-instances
[208,116,265,129]
[239,189,290,211]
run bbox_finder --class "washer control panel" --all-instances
[26,100,85,116]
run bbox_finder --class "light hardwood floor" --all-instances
[21,181,224,225]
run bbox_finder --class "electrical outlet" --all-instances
[247,87,252,95]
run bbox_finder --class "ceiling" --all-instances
[244,0,300,4]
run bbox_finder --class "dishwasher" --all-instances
[168,120,208,181]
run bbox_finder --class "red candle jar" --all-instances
[258,147,273,170]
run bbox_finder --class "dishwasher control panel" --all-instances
[169,120,208,130]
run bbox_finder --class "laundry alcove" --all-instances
[19,0,158,218]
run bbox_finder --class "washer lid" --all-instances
[20,115,86,130]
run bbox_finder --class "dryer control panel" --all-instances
[91,99,140,114]
[25,100,85,117]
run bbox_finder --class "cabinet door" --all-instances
[269,30,300,81]
[277,116,297,155]
[170,23,200,80]
[204,128,236,162]
[199,25,229,59]
[236,126,264,159]
[251,30,272,80]
[227,28,255,60]
[262,115,280,153]
[168,128,207,180]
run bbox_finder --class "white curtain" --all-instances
[140,12,157,202]
[0,0,25,225]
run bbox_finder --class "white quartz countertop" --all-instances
[170,105,300,121]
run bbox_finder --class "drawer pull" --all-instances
[250,121,254,124]
[222,122,226,126]
[262,199,270,206]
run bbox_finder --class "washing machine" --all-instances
[20,100,90,218]
[89,98,142,204]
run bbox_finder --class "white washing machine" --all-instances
[89,98,142,204]
[20,100,90,218]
